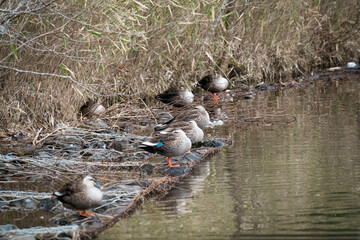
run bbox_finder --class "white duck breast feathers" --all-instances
[198,74,229,93]
[214,75,229,90]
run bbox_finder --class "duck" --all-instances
[164,105,210,129]
[54,175,103,217]
[197,74,229,101]
[156,86,194,107]
[140,129,192,168]
[155,120,204,144]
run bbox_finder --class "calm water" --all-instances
[99,79,360,239]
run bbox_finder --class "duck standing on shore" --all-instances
[54,175,103,217]
[140,129,192,168]
[198,74,229,101]
[156,86,194,107]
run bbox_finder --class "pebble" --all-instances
[0,224,18,233]
[207,120,224,127]
[23,198,37,209]
[39,199,59,211]
[347,62,356,68]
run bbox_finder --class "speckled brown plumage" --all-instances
[165,105,210,129]
[155,120,204,144]
[156,86,194,107]
[54,175,103,217]
[140,129,191,167]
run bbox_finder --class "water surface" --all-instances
[99,79,360,239]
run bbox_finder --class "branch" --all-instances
[0,0,57,14]
[204,0,232,44]
[6,25,97,62]
[47,1,145,37]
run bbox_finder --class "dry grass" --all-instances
[0,0,359,133]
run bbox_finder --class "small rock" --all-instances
[185,152,201,163]
[210,120,224,126]
[243,91,255,99]
[10,199,23,208]
[347,62,356,68]
[10,132,28,141]
[140,164,155,177]
[106,140,123,152]
[57,232,74,239]
[308,74,319,80]
[0,224,18,234]
[158,166,188,176]
[255,85,276,91]
[85,119,109,129]
[39,198,59,211]
[55,136,84,146]
[202,139,226,148]
[123,125,132,132]
[23,198,36,209]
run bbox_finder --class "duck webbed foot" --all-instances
[212,93,220,101]
[167,157,180,168]
[78,209,95,217]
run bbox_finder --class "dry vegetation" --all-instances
[0,0,359,133]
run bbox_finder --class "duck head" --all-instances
[83,175,103,190]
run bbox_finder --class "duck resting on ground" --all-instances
[164,105,210,130]
[198,74,229,101]
[156,86,194,107]
[54,175,103,217]
[140,129,192,168]
[155,120,204,144]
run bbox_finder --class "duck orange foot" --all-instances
[78,209,95,217]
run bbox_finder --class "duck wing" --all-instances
[156,88,179,103]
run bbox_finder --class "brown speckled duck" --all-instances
[156,86,194,107]
[164,105,210,129]
[198,74,229,101]
[140,129,191,168]
[155,120,204,144]
[54,175,103,217]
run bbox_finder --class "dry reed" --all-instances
[0,0,359,133]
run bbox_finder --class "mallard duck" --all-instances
[198,74,229,101]
[140,129,192,168]
[54,175,103,217]
[156,86,194,107]
[155,120,204,144]
[164,105,210,129]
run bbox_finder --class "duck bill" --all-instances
[95,182,103,190]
